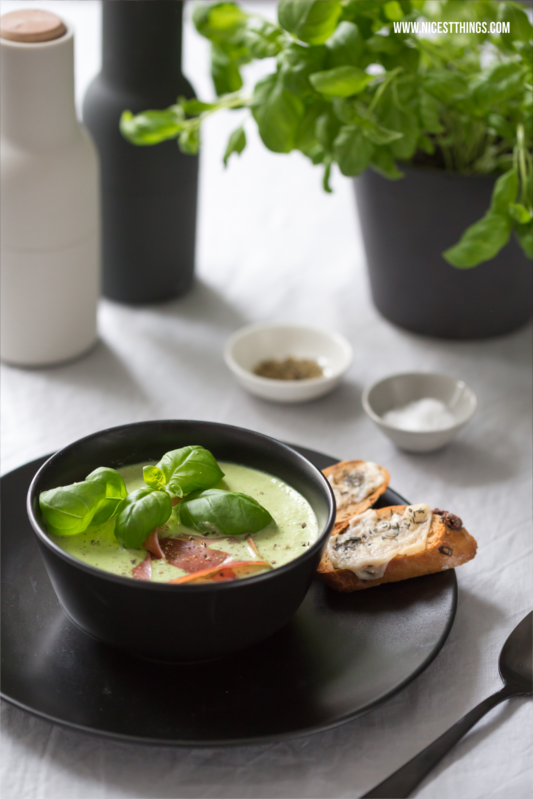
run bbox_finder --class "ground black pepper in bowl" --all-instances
[254,357,323,380]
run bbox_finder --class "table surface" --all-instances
[1,2,532,798]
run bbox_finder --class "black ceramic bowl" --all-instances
[27,421,335,662]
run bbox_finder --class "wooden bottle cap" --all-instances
[0,9,67,43]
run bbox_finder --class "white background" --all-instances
[1,2,532,798]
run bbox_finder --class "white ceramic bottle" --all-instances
[0,9,100,366]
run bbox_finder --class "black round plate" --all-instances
[1,446,457,746]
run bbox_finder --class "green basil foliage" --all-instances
[85,467,128,525]
[143,445,225,497]
[39,466,130,536]
[114,488,173,549]
[179,489,273,536]
[39,481,106,536]
[224,125,246,165]
[121,0,532,268]
[39,445,226,548]
[39,446,277,551]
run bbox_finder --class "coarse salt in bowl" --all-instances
[362,372,477,453]
[382,397,457,431]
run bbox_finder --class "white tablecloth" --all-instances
[1,3,532,798]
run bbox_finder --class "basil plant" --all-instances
[121,0,532,268]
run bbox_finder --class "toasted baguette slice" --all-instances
[323,460,390,532]
[318,506,477,592]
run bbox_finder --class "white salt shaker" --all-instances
[0,9,100,366]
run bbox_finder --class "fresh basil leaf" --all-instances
[378,97,419,160]
[143,465,167,491]
[86,467,127,497]
[192,2,247,43]
[371,148,404,180]
[178,126,201,155]
[423,70,468,103]
[366,34,403,56]
[333,126,374,176]
[508,203,532,225]
[325,21,364,68]
[308,143,326,165]
[39,481,105,536]
[443,213,513,269]
[251,73,304,153]
[277,43,326,99]
[499,2,533,45]
[332,97,358,125]
[490,169,519,215]
[120,107,185,146]
[488,113,516,141]
[395,73,418,106]
[473,62,525,109]
[224,125,246,166]
[86,467,128,526]
[310,66,372,98]
[383,1,404,21]
[211,42,245,96]
[179,489,273,536]
[381,44,420,75]
[340,0,380,36]
[90,499,125,527]
[332,100,403,144]
[315,111,342,151]
[350,110,404,145]
[362,124,403,146]
[278,0,342,46]
[515,221,533,258]
[242,17,282,59]
[294,103,326,153]
[419,91,444,134]
[114,489,172,550]
[157,445,224,498]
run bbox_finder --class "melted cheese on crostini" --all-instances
[327,504,432,581]
[327,461,384,510]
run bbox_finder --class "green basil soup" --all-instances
[50,462,319,582]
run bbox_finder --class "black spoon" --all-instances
[362,611,532,798]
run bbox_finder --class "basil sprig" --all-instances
[143,445,224,497]
[179,489,273,536]
[39,446,270,549]
[114,488,172,549]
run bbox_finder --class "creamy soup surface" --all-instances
[52,462,319,582]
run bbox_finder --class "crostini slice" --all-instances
[318,505,477,592]
[323,460,390,531]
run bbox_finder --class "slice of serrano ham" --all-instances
[159,536,228,573]
[143,527,166,559]
[132,553,152,581]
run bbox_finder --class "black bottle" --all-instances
[83,0,198,304]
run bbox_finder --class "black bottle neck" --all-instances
[101,0,183,91]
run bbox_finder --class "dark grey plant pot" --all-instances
[354,165,532,339]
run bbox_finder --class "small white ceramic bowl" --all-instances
[224,323,353,403]
[362,372,477,452]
